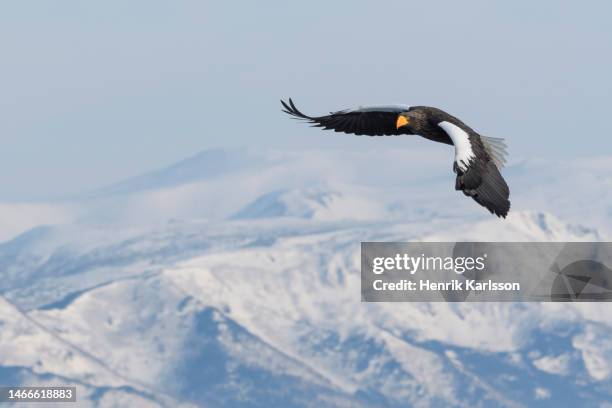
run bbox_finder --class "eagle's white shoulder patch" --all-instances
[438,121,475,171]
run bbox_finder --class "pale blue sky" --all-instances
[1,1,611,200]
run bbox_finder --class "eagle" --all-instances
[281,98,510,218]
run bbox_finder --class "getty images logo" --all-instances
[371,252,487,275]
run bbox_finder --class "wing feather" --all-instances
[456,158,511,218]
[281,98,411,136]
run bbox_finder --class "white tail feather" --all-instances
[481,136,508,168]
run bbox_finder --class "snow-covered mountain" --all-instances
[1,148,612,407]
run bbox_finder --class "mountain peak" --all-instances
[231,186,386,221]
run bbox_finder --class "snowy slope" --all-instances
[1,148,612,407]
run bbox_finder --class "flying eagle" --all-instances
[281,98,510,218]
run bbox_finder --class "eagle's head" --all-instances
[395,108,429,133]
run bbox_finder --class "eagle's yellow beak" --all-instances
[396,115,409,129]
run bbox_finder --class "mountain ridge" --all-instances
[1,148,612,406]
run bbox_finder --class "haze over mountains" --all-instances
[1,148,611,407]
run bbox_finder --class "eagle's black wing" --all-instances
[281,98,411,136]
[435,119,510,218]
[455,134,511,218]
